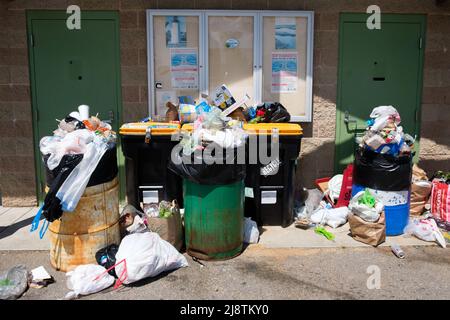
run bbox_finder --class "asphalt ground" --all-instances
[1,245,449,300]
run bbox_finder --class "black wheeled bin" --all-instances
[243,123,303,227]
[119,122,183,209]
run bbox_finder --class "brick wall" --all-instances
[0,0,449,206]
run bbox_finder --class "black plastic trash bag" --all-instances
[353,148,413,191]
[42,154,83,222]
[256,102,291,123]
[0,265,29,300]
[168,144,246,185]
[95,244,119,278]
[44,145,118,188]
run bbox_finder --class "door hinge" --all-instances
[419,37,423,49]
[35,108,39,122]
[30,33,35,47]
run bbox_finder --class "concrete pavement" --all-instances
[0,206,437,251]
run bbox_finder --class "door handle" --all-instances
[344,110,357,124]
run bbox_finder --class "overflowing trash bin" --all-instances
[352,106,413,236]
[119,122,183,209]
[243,123,303,227]
[32,106,120,271]
[168,110,247,260]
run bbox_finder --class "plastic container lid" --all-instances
[244,123,303,135]
[181,123,303,135]
[119,122,180,136]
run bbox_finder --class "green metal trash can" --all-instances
[183,179,244,260]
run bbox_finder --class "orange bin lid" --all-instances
[119,122,180,136]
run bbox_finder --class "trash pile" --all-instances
[143,84,291,125]
[294,106,448,251]
[167,100,248,185]
[61,200,188,300]
[31,105,117,238]
[357,105,414,156]
[348,189,386,246]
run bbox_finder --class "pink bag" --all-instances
[430,179,450,223]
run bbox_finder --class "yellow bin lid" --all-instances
[181,123,302,135]
[244,123,303,135]
[119,122,180,136]
[180,123,194,132]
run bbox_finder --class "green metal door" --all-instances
[335,13,426,172]
[27,11,123,201]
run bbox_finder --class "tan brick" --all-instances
[121,0,157,9]
[316,31,338,50]
[158,0,197,9]
[120,29,147,49]
[9,30,27,49]
[0,119,16,139]
[10,66,29,84]
[420,104,446,122]
[122,85,140,102]
[312,84,337,104]
[0,48,28,66]
[0,155,35,173]
[314,66,337,85]
[8,0,47,9]
[138,48,147,66]
[15,137,34,156]
[425,51,450,69]
[138,10,146,28]
[6,10,26,30]
[121,48,139,66]
[0,102,13,121]
[423,69,443,87]
[81,0,119,9]
[121,66,147,85]
[122,102,148,122]
[0,138,16,156]
[14,120,33,138]
[422,87,447,104]
[320,46,338,67]
[318,13,338,31]
[0,30,8,49]
[197,0,232,9]
[120,10,138,29]
[12,102,32,121]
[139,85,148,103]
[0,66,9,84]
[427,14,450,34]
[0,84,30,102]
[1,195,37,207]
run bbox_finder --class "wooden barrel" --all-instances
[49,177,120,272]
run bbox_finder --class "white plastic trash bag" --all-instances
[65,264,114,300]
[348,190,384,222]
[115,232,188,285]
[328,174,343,201]
[404,218,446,248]
[369,105,401,132]
[310,206,349,228]
[56,136,109,212]
[243,217,259,244]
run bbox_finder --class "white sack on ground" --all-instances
[115,232,188,284]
